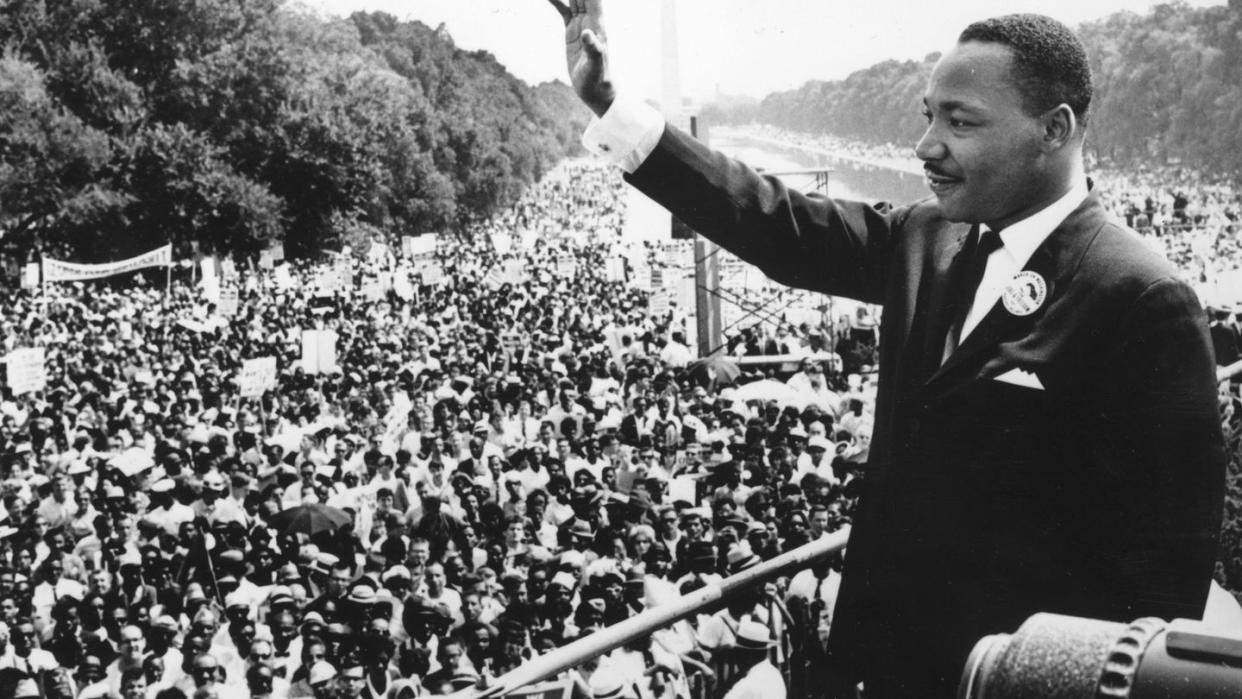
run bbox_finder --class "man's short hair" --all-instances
[959,13,1092,127]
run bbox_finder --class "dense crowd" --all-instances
[0,160,873,699]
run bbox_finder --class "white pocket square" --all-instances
[992,367,1045,390]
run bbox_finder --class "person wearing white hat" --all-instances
[147,478,195,537]
[193,470,248,527]
[721,620,785,699]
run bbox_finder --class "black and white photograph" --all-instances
[0,1,1240,697]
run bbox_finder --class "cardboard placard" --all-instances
[21,263,39,290]
[402,234,437,257]
[5,347,47,395]
[650,290,671,317]
[669,476,698,506]
[361,278,383,302]
[605,256,626,282]
[218,287,240,317]
[239,356,277,398]
[421,262,445,286]
[301,331,338,375]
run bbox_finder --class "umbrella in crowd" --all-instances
[685,355,741,387]
[267,503,352,536]
[729,379,809,409]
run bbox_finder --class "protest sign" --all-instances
[301,331,338,374]
[273,264,294,290]
[239,356,277,398]
[270,242,285,262]
[360,277,383,302]
[491,231,513,255]
[421,262,445,286]
[501,331,523,355]
[21,263,39,290]
[482,266,505,290]
[555,254,576,277]
[669,476,698,506]
[393,274,414,301]
[502,259,528,285]
[632,263,652,289]
[217,287,240,317]
[220,258,237,280]
[605,256,626,282]
[259,249,274,270]
[402,234,437,257]
[650,290,671,317]
[5,348,47,395]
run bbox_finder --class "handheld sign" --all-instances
[217,287,240,317]
[239,357,277,398]
[5,348,47,396]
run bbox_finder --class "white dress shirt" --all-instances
[958,180,1089,342]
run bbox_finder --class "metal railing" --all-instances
[455,527,851,698]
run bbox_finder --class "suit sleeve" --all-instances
[624,125,903,305]
[1082,277,1226,621]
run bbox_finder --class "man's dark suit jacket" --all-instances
[625,127,1226,697]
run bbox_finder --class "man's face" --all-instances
[916,41,1052,230]
[192,656,219,687]
[122,674,147,699]
[328,568,351,597]
[409,542,430,566]
[810,511,829,536]
[15,623,36,653]
[426,565,446,594]
[121,626,146,658]
[339,667,366,697]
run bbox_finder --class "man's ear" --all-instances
[1041,104,1077,150]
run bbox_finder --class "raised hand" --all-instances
[545,0,616,116]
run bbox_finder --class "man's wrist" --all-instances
[582,96,666,173]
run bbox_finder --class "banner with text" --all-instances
[43,245,172,283]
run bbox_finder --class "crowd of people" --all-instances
[0,160,874,699]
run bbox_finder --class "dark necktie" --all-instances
[943,226,1004,363]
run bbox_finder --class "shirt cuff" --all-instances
[582,96,666,173]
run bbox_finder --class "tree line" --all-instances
[703,0,1242,182]
[0,1,590,261]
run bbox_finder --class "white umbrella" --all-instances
[108,447,154,477]
[731,380,809,408]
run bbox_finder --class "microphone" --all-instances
[959,613,1242,698]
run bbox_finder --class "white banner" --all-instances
[5,348,47,395]
[42,245,172,283]
[239,356,277,398]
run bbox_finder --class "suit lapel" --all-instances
[927,193,1106,385]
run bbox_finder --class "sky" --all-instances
[297,0,1225,103]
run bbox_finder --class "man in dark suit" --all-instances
[546,2,1225,697]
